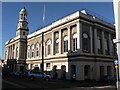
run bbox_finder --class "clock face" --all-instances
[23,22,27,27]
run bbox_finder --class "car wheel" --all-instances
[30,76,35,80]
[45,77,50,81]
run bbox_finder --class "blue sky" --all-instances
[2,2,115,59]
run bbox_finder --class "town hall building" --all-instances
[4,7,117,81]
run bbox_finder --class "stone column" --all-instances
[108,33,112,55]
[94,27,98,54]
[4,48,6,60]
[68,26,71,51]
[8,46,10,59]
[59,30,62,54]
[10,46,12,59]
[76,63,81,80]
[102,31,105,54]
[44,42,46,57]
[11,45,13,59]
[90,26,93,53]
[18,42,21,59]
[52,32,54,55]
[14,44,16,59]
[77,21,82,52]
[93,62,99,81]
[79,65,84,80]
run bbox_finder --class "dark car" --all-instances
[14,71,29,78]
[100,75,116,82]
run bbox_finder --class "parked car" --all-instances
[13,71,29,78]
[27,70,51,81]
[14,71,22,77]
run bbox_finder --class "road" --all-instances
[2,75,117,90]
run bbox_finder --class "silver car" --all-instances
[27,70,51,81]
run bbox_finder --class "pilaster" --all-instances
[68,26,71,51]
[90,26,93,53]
[94,27,98,54]
[77,21,82,52]
[52,32,54,55]
[59,30,62,54]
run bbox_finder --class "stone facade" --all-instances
[4,7,117,81]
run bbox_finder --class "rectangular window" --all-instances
[73,38,77,51]
[36,50,39,56]
[64,40,68,52]
[83,38,88,51]
[48,45,50,55]
[55,43,59,54]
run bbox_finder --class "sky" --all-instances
[2,2,115,59]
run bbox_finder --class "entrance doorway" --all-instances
[70,65,76,80]
[107,66,112,76]
[84,65,91,80]
[61,65,66,79]
[100,66,105,78]
[20,66,24,72]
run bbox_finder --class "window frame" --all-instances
[64,36,68,52]
[73,33,77,51]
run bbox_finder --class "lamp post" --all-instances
[42,32,44,79]
[114,60,119,90]
[113,0,120,89]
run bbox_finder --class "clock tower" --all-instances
[15,7,29,71]
[16,7,29,36]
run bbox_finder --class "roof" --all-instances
[20,7,27,12]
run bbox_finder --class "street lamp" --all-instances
[42,32,44,79]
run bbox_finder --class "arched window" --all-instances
[55,39,59,54]
[16,47,18,58]
[31,45,34,57]
[83,33,89,51]
[36,43,39,57]
[64,36,68,52]
[27,46,30,58]
[39,44,42,57]
[73,33,77,51]
[47,40,51,55]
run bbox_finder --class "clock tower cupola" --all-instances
[16,7,29,36]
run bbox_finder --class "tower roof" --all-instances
[20,7,27,12]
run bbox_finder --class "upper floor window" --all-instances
[104,32,109,55]
[27,46,30,58]
[55,39,59,54]
[64,36,68,52]
[47,40,51,55]
[36,43,39,57]
[97,30,102,54]
[83,33,89,52]
[31,45,34,58]
[73,33,77,51]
